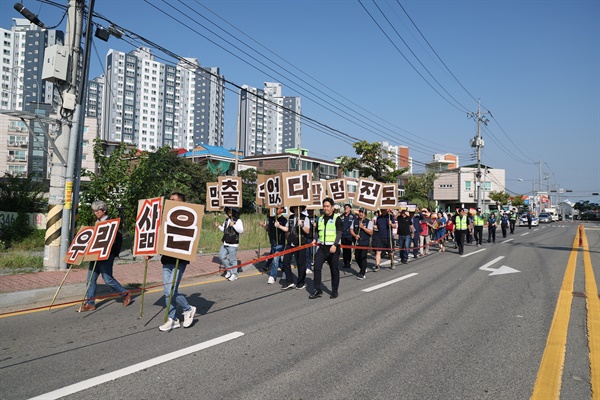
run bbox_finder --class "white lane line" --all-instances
[501,238,514,243]
[362,273,418,292]
[460,248,486,258]
[30,332,245,400]
[521,232,529,236]
[534,228,539,231]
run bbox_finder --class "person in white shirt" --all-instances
[215,207,244,281]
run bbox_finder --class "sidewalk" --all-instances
[0,249,268,313]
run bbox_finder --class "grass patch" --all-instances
[199,213,270,254]
[8,229,45,251]
[0,253,44,274]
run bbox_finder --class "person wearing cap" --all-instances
[372,208,397,270]
[340,203,356,270]
[310,197,342,299]
[350,207,373,279]
[453,208,469,255]
[487,212,497,243]
[278,205,310,290]
[472,208,485,247]
[410,209,422,259]
[215,207,244,281]
[81,200,130,312]
[259,207,287,284]
[396,209,414,264]
[500,212,509,238]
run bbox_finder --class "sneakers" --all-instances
[373,265,380,272]
[159,318,180,332]
[390,265,396,270]
[267,276,275,284]
[228,274,238,281]
[306,269,313,275]
[330,291,339,299]
[357,274,366,280]
[224,271,232,279]
[281,283,296,290]
[309,290,323,299]
[182,306,196,328]
[80,303,95,312]
[296,283,307,290]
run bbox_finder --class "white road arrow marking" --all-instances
[479,256,521,276]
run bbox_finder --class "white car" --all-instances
[519,215,539,227]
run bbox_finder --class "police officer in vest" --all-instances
[472,208,485,247]
[453,208,469,255]
[509,210,517,234]
[340,203,355,270]
[309,197,343,299]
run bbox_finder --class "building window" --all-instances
[465,181,471,191]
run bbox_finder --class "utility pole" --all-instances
[44,0,85,270]
[469,99,490,211]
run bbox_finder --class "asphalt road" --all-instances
[1,222,598,400]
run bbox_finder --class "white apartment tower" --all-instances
[100,47,224,150]
[239,82,301,157]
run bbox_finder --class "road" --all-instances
[1,222,598,400]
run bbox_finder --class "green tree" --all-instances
[488,190,511,208]
[239,168,258,213]
[0,173,47,213]
[404,172,437,209]
[509,195,526,210]
[339,140,408,182]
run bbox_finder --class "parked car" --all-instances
[538,213,552,223]
[519,214,539,227]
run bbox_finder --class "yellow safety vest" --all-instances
[456,215,468,230]
[318,215,338,245]
[474,215,485,226]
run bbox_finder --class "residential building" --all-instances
[238,82,301,157]
[240,151,338,181]
[1,19,64,178]
[425,153,459,173]
[86,75,104,119]
[99,48,224,151]
[180,143,241,175]
[433,164,506,212]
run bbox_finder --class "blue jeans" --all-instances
[268,244,284,278]
[85,257,127,305]
[398,235,412,261]
[162,262,191,320]
[219,244,239,276]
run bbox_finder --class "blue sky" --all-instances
[3,0,599,203]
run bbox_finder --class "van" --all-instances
[543,207,559,222]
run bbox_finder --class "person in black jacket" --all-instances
[81,200,130,312]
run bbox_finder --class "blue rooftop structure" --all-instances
[180,143,243,174]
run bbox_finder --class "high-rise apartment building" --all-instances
[1,19,64,178]
[239,82,301,157]
[99,47,224,151]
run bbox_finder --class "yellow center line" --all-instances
[531,229,579,399]
[581,228,600,399]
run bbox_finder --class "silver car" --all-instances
[519,214,539,226]
[537,213,552,223]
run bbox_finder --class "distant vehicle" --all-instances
[519,215,539,227]
[538,213,552,223]
[543,207,559,222]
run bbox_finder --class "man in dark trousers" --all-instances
[350,207,373,280]
[279,205,309,290]
[309,197,342,299]
[396,209,414,264]
[509,210,517,234]
[410,210,422,259]
[453,208,470,255]
[340,203,356,270]
[259,207,287,284]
